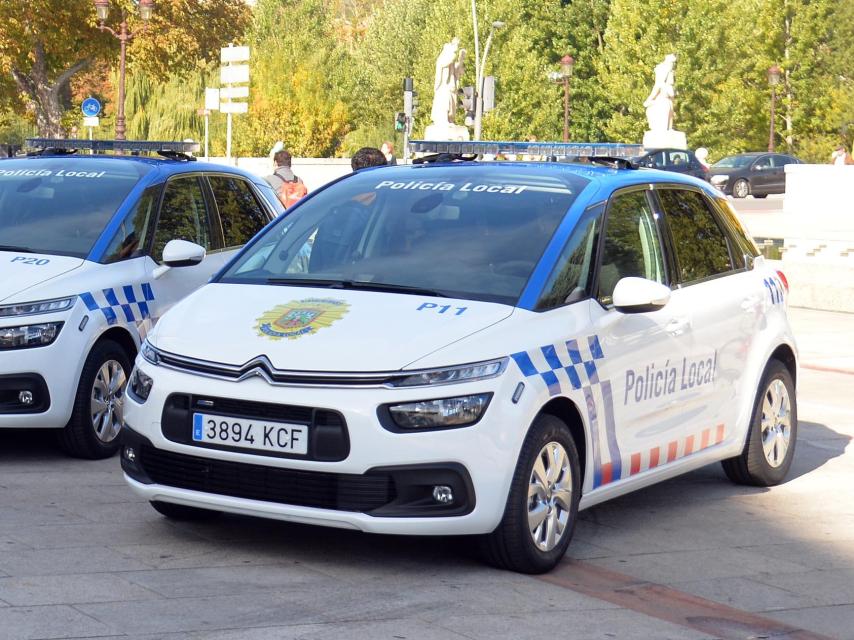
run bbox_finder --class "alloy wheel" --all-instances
[90,359,127,443]
[527,441,573,552]
[760,378,792,468]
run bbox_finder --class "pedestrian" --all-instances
[381,141,397,165]
[264,146,307,209]
[351,147,388,171]
[695,147,711,170]
[830,144,854,166]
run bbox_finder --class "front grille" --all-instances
[192,396,313,424]
[139,444,394,512]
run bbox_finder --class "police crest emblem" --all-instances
[255,298,350,341]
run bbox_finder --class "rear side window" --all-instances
[102,185,161,263]
[208,176,269,247]
[713,197,759,268]
[658,189,733,284]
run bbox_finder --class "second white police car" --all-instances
[122,141,797,573]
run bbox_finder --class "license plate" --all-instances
[192,412,309,455]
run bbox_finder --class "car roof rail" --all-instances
[25,138,200,161]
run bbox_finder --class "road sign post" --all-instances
[220,44,250,163]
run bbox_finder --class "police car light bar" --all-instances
[26,138,201,154]
[408,140,643,159]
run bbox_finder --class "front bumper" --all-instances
[122,357,532,535]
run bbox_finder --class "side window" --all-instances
[713,196,759,268]
[658,189,733,283]
[753,156,772,170]
[596,191,665,307]
[208,176,269,248]
[101,185,161,264]
[669,151,689,166]
[646,151,666,168]
[152,177,211,261]
[535,205,602,311]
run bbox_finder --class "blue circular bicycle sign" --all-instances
[81,97,101,118]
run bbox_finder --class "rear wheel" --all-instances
[481,414,581,574]
[722,359,797,486]
[59,340,131,459]
[150,501,220,521]
[733,178,750,198]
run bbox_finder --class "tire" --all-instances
[722,359,797,486]
[733,178,750,198]
[481,414,581,574]
[59,339,131,459]
[150,501,220,521]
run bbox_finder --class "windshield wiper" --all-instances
[265,278,448,298]
[0,245,37,253]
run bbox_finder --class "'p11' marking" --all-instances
[417,302,467,316]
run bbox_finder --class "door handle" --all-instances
[666,317,691,336]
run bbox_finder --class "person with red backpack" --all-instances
[264,147,307,208]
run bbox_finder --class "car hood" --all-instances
[0,251,86,303]
[709,166,741,176]
[150,283,515,372]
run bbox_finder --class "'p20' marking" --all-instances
[417,302,467,316]
[11,256,49,266]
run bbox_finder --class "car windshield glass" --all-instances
[713,155,753,168]
[219,166,589,305]
[0,158,150,258]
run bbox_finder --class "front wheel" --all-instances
[481,414,581,574]
[733,178,750,198]
[59,339,131,459]
[722,359,797,486]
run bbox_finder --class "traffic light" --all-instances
[460,86,475,125]
[395,112,406,132]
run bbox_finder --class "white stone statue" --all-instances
[642,53,686,150]
[425,37,471,141]
[643,53,676,131]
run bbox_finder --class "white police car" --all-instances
[121,141,797,573]
[0,139,280,459]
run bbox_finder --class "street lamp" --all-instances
[471,12,504,141]
[93,0,155,141]
[548,54,575,142]
[768,64,781,152]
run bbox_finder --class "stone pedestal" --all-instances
[424,123,470,142]
[643,129,687,150]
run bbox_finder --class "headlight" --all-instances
[0,296,75,318]
[127,367,153,403]
[710,175,729,185]
[386,393,492,429]
[0,322,63,350]
[140,339,161,365]
[387,358,507,388]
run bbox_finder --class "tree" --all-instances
[0,0,249,137]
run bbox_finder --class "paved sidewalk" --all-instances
[790,306,854,374]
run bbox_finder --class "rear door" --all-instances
[654,186,756,450]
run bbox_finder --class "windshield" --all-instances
[713,155,753,168]
[220,166,589,305]
[0,158,150,258]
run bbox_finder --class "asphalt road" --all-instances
[0,308,851,640]
[728,193,785,215]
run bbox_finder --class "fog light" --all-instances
[123,446,136,463]
[432,485,454,504]
[18,390,33,405]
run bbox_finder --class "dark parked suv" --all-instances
[631,148,709,181]
[709,152,801,198]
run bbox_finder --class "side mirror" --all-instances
[152,239,206,279]
[612,277,671,313]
